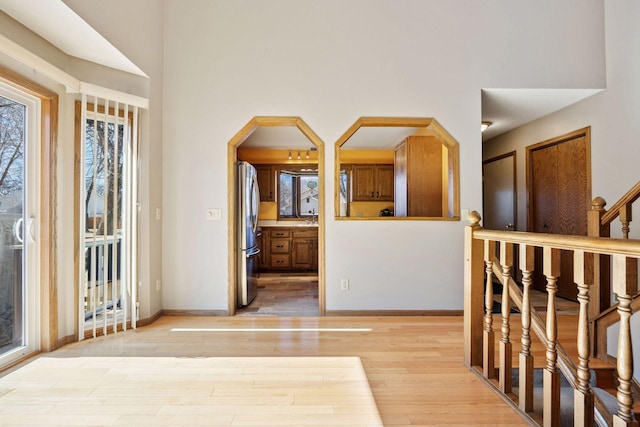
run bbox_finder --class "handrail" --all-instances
[601,181,640,225]
[591,291,640,326]
[474,229,640,257]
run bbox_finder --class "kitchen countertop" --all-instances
[259,220,318,228]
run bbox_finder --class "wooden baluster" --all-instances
[620,204,632,239]
[612,254,639,427]
[483,240,497,379]
[543,247,561,427]
[574,250,594,427]
[499,241,513,394]
[519,244,534,413]
[464,211,485,369]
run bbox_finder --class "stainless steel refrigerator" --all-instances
[237,161,260,307]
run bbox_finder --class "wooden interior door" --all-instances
[527,128,591,301]
[483,152,516,231]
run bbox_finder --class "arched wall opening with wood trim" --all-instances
[227,117,325,316]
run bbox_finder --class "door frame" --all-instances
[0,66,58,356]
[525,127,592,232]
[482,151,517,230]
[227,117,325,316]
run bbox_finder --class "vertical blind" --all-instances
[78,93,139,340]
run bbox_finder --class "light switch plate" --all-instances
[206,208,222,220]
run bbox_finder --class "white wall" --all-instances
[160,0,605,311]
[0,0,611,321]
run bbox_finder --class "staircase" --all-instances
[463,181,640,427]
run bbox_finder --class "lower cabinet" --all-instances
[291,229,318,270]
[260,226,318,272]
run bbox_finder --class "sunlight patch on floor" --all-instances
[0,356,382,426]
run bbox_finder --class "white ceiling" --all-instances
[0,1,602,146]
[481,88,601,141]
[0,0,147,77]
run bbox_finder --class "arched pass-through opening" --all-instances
[227,117,325,316]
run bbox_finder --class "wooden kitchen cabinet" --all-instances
[351,164,394,201]
[268,228,291,269]
[255,165,275,202]
[261,227,318,272]
[291,228,318,270]
[394,136,443,217]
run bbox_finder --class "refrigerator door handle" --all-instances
[249,173,260,233]
[246,247,260,258]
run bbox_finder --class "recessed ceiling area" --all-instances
[241,126,314,149]
[0,0,146,77]
[341,126,422,150]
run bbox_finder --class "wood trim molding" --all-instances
[325,310,464,316]
[162,309,229,317]
[0,65,58,353]
[334,117,460,220]
[227,117,326,316]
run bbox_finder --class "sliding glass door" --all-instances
[0,83,40,366]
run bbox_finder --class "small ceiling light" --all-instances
[306,150,310,159]
[297,151,301,160]
[288,151,292,160]
[481,121,492,132]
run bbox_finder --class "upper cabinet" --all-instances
[351,164,394,201]
[335,117,460,220]
[394,136,444,217]
[255,164,275,202]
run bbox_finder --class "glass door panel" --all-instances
[0,85,39,367]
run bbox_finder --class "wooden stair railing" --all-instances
[495,260,612,427]
[464,211,640,427]
[592,293,640,363]
[589,181,640,344]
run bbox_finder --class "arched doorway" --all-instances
[227,117,325,316]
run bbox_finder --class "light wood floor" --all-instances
[0,274,584,426]
[0,315,531,426]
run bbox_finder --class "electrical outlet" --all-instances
[156,279,161,291]
[340,278,349,291]
[155,208,161,221]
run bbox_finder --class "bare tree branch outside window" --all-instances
[0,96,25,198]
[84,118,125,234]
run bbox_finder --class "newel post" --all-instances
[588,197,610,317]
[464,211,484,369]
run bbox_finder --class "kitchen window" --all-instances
[278,168,318,219]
